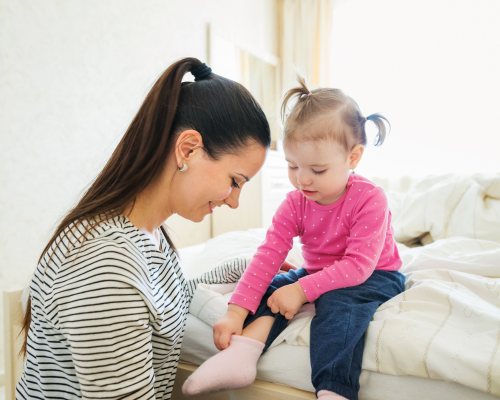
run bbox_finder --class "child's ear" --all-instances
[349,144,364,169]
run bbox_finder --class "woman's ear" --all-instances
[349,144,364,169]
[174,130,204,167]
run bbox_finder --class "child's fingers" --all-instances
[213,329,222,351]
[219,330,232,350]
[267,295,274,309]
[268,295,277,313]
[284,311,295,320]
[280,261,297,272]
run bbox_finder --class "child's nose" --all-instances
[297,172,312,187]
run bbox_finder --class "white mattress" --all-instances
[179,313,499,400]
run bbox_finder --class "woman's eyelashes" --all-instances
[231,178,241,189]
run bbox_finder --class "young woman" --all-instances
[16,57,271,400]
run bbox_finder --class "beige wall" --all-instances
[0,0,278,372]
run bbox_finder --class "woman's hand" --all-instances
[213,304,249,351]
[267,282,308,320]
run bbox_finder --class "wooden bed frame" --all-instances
[172,362,316,400]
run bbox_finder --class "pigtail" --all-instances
[280,74,314,125]
[365,113,390,146]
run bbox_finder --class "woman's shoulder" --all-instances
[43,214,150,273]
[37,215,155,292]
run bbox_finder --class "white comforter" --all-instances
[185,174,500,396]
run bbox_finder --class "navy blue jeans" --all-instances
[243,268,405,400]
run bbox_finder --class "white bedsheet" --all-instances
[388,173,500,244]
[180,313,499,400]
[184,237,500,397]
[178,174,500,398]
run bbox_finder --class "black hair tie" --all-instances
[191,63,212,81]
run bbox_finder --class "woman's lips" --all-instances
[302,190,318,196]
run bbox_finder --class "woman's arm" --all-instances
[54,241,158,400]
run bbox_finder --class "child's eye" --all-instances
[288,165,298,170]
[312,169,326,175]
[231,178,241,189]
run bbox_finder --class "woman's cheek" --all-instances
[214,182,232,201]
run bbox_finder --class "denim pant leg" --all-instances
[310,270,405,400]
[242,267,309,353]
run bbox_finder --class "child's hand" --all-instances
[213,304,249,351]
[267,282,308,320]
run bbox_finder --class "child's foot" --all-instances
[182,335,265,397]
[317,389,349,399]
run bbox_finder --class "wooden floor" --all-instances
[172,362,316,400]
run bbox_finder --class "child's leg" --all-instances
[182,267,309,397]
[241,267,309,350]
[242,315,275,343]
[310,271,405,400]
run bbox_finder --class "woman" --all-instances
[16,57,271,399]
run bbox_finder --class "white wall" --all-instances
[0,0,278,372]
[329,0,500,180]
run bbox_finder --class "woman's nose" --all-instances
[224,187,241,209]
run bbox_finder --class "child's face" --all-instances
[283,138,363,206]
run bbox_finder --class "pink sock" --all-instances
[317,390,349,399]
[182,335,265,397]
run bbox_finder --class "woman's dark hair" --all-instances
[281,74,389,152]
[19,57,271,357]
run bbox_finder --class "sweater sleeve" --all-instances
[298,187,389,303]
[186,258,249,301]
[228,195,301,314]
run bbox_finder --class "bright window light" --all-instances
[330,0,500,179]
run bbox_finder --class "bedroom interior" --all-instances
[1,0,499,399]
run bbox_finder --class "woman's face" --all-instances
[170,137,267,223]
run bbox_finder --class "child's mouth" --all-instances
[302,190,318,196]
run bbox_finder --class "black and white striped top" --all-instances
[16,215,194,400]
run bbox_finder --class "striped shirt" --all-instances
[16,215,194,400]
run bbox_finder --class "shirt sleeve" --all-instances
[53,239,157,400]
[298,187,389,303]
[228,195,301,314]
[186,257,249,301]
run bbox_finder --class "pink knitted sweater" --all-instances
[229,173,402,314]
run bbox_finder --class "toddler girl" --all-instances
[183,76,405,400]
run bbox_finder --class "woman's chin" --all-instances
[183,211,209,223]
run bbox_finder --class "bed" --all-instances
[172,172,500,399]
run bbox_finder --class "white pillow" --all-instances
[179,228,305,281]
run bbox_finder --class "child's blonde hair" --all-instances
[281,75,390,153]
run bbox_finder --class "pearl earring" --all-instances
[178,163,188,172]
